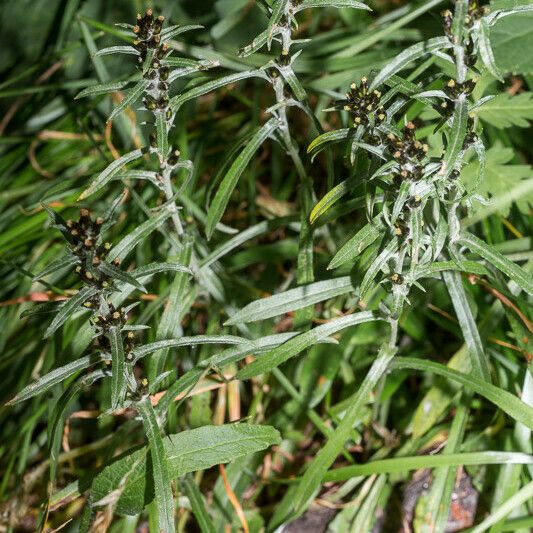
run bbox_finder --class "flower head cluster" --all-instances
[133,9,166,61]
[336,77,386,127]
[386,122,428,184]
[65,209,119,287]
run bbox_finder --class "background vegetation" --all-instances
[0,0,532,531]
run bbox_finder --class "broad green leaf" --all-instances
[443,271,491,382]
[206,118,279,239]
[391,358,533,430]
[473,91,533,128]
[226,276,353,325]
[7,353,103,405]
[293,345,396,512]
[44,286,98,338]
[137,396,175,533]
[107,211,171,262]
[237,311,378,379]
[370,37,452,89]
[75,80,130,100]
[78,148,144,200]
[323,451,533,482]
[328,216,384,270]
[109,327,127,410]
[170,70,267,112]
[459,232,533,295]
[109,79,149,121]
[91,424,281,515]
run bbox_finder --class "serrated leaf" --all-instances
[328,216,384,270]
[75,80,130,100]
[206,118,279,239]
[237,312,377,379]
[44,286,98,338]
[370,37,452,89]
[226,276,353,325]
[458,232,533,295]
[473,91,533,128]
[78,148,144,200]
[91,424,281,515]
[461,145,533,217]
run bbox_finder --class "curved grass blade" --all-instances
[391,358,533,430]
[206,118,279,239]
[459,232,533,295]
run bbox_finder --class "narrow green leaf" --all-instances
[459,232,533,295]
[133,335,251,362]
[75,80,130,99]
[99,261,147,293]
[108,80,148,122]
[307,128,353,161]
[7,353,102,405]
[370,37,452,89]
[94,46,138,57]
[44,286,98,338]
[391,358,533,430]
[161,24,203,40]
[267,0,289,49]
[310,179,352,224]
[293,345,396,512]
[109,327,127,410]
[107,211,171,263]
[226,276,353,325]
[170,70,267,112]
[155,113,168,158]
[237,312,377,379]
[78,148,144,200]
[443,271,491,382]
[328,216,384,270]
[295,0,371,11]
[181,476,216,533]
[206,118,279,239]
[324,451,533,482]
[443,96,468,178]
[137,396,175,533]
[477,19,503,81]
